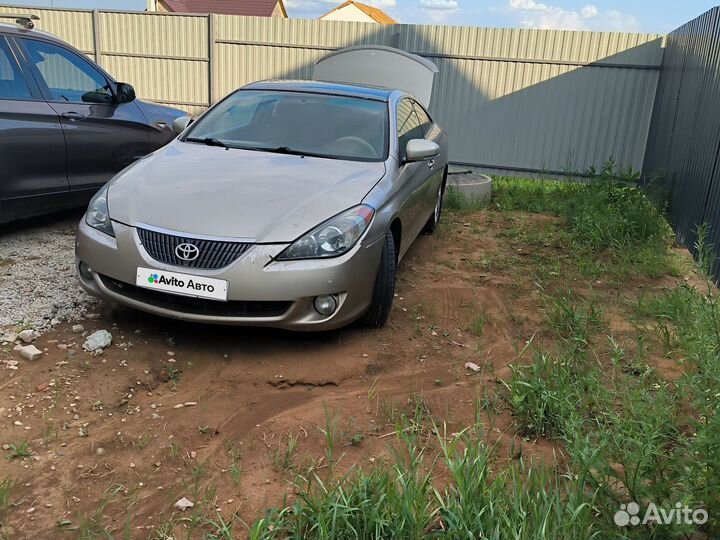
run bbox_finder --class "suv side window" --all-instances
[412,101,433,136]
[397,98,424,160]
[20,38,112,104]
[0,38,32,100]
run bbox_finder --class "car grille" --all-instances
[136,227,251,270]
[99,275,292,318]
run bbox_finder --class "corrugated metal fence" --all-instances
[643,7,720,277]
[0,4,664,174]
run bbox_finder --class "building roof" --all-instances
[320,1,397,24]
[160,0,287,17]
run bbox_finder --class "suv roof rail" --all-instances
[0,13,40,30]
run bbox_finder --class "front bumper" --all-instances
[75,219,383,331]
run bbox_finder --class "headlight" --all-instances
[277,205,374,260]
[85,186,115,237]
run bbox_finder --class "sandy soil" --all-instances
[0,210,691,538]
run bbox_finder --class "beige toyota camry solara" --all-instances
[76,60,448,330]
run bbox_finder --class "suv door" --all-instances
[17,36,152,193]
[394,98,432,257]
[0,35,67,222]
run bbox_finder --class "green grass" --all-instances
[166,365,180,382]
[6,441,31,461]
[543,291,604,353]
[445,167,681,292]
[249,425,601,539]
[501,226,720,537]
[492,172,671,244]
[467,309,488,337]
[318,404,339,464]
[169,441,181,460]
[0,476,12,522]
[443,185,488,213]
[273,432,299,473]
[74,484,126,539]
[503,350,589,439]
[229,461,242,488]
[485,163,676,282]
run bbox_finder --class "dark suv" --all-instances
[0,15,186,223]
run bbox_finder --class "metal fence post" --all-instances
[392,23,401,49]
[208,13,215,107]
[92,9,100,63]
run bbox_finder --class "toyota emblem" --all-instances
[175,243,200,261]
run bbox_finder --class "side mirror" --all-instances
[172,116,193,135]
[406,139,440,162]
[81,90,113,104]
[115,82,136,105]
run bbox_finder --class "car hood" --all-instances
[108,141,385,243]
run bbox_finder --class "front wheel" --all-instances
[361,232,397,328]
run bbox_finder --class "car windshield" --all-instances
[183,90,389,162]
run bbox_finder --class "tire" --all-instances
[423,170,447,234]
[361,232,397,328]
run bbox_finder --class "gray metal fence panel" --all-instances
[0,4,664,176]
[643,7,720,277]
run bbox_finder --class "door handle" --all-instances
[61,112,86,121]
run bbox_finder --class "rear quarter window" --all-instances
[0,39,32,100]
[412,101,434,136]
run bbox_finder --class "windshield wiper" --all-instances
[250,146,340,160]
[185,137,229,149]
[244,145,305,156]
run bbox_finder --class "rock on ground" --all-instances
[1,332,18,343]
[173,497,194,511]
[18,329,37,343]
[19,345,42,361]
[83,330,112,352]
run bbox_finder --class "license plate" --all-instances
[136,267,228,301]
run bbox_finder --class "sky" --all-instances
[1,0,718,33]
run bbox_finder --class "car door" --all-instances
[0,35,68,222]
[394,98,433,256]
[17,36,152,194]
[411,100,443,219]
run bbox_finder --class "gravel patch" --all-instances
[0,213,98,329]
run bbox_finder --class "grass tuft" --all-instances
[6,441,31,461]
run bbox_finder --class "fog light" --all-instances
[78,261,93,280]
[314,295,337,316]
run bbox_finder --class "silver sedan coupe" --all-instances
[75,80,448,330]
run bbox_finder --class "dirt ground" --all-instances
[0,210,690,539]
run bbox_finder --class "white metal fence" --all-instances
[0,5,665,175]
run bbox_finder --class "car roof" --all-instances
[0,22,65,44]
[242,80,396,102]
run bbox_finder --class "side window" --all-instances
[396,99,424,160]
[21,39,112,104]
[0,39,32,100]
[412,101,433,136]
